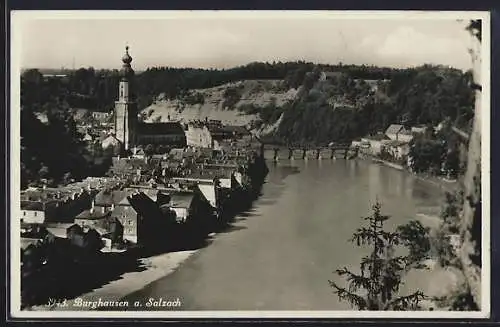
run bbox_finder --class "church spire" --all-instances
[115,44,137,151]
[122,45,132,64]
[120,44,134,80]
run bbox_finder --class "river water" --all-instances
[125,159,448,311]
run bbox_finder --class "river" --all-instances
[124,159,450,311]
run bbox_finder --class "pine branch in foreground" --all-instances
[329,201,430,311]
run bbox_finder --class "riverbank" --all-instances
[26,250,197,311]
[360,155,459,194]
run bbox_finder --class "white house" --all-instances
[360,134,391,156]
[82,132,93,142]
[383,140,411,161]
[185,123,213,148]
[20,201,46,224]
[101,134,122,150]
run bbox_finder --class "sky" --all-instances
[13,11,479,71]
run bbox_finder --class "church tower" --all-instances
[114,45,137,151]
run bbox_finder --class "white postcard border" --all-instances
[9,10,492,319]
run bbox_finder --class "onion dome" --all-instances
[120,45,134,79]
[122,45,132,64]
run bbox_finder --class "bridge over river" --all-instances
[259,143,357,161]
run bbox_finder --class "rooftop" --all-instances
[208,124,249,135]
[385,140,410,147]
[385,124,404,135]
[75,209,110,220]
[21,200,45,211]
[94,189,129,206]
[137,122,185,135]
[102,134,122,147]
[170,192,195,208]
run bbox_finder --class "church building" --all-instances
[112,46,187,152]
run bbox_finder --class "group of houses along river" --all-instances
[19,46,274,307]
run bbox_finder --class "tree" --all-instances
[443,145,460,179]
[329,202,429,310]
[409,136,446,174]
[144,144,155,156]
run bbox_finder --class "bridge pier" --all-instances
[261,143,351,161]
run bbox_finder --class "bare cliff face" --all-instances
[141,80,298,127]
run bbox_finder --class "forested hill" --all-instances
[22,61,474,139]
[269,65,474,145]
[138,64,474,145]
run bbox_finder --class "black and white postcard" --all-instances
[9,10,491,319]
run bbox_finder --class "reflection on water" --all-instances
[127,159,447,311]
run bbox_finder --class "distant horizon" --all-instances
[13,11,479,73]
[21,61,470,73]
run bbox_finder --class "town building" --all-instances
[20,186,93,224]
[82,132,94,143]
[207,122,251,143]
[185,122,213,148]
[411,126,427,135]
[101,134,122,154]
[383,140,411,162]
[74,206,124,246]
[115,190,174,246]
[110,193,140,243]
[360,134,391,156]
[21,224,56,250]
[20,201,47,224]
[74,206,111,229]
[385,124,413,143]
[72,108,90,122]
[136,122,187,148]
[66,224,105,252]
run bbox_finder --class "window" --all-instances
[34,212,37,217]
[23,212,26,216]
